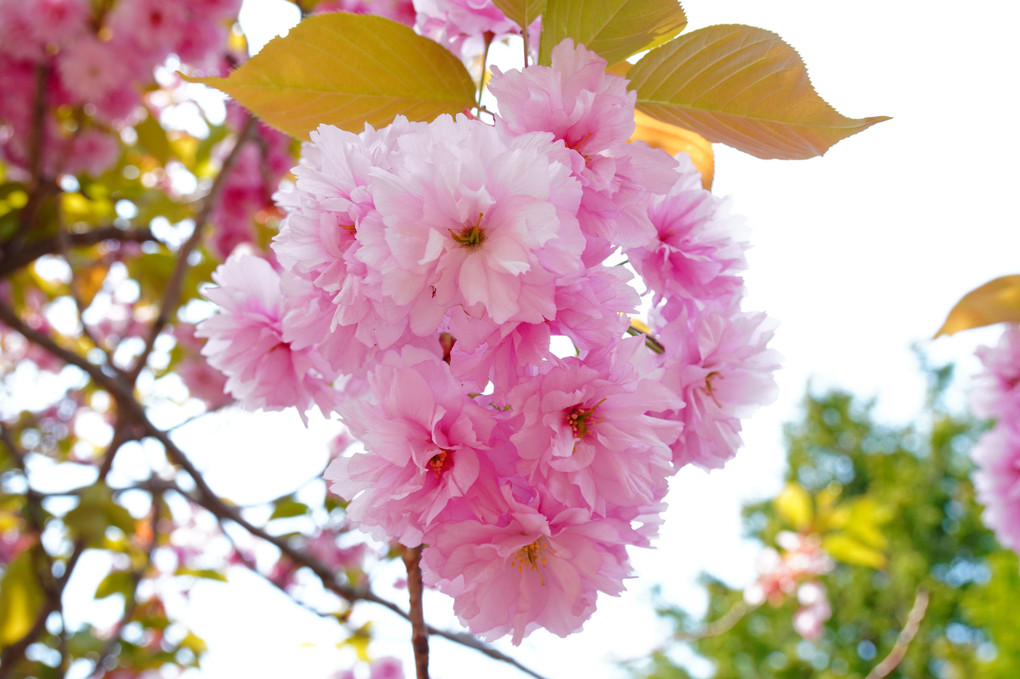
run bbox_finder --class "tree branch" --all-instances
[403,545,430,679]
[125,115,258,385]
[865,587,929,679]
[0,226,157,279]
[674,600,757,642]
[0,299,551,679]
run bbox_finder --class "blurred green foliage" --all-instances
[636,364,1020,678]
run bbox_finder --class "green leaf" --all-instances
[95,569,134,600]
[822,532,887,569]
[174,567,228,582]
[539,0,687,66]
[935,275,1020,337]
[184,13,476,140]
[270,497,310,520]
[135,109,175,165]
[64,484,136,546]
[0,549,45,646]
[126,251,175,303]
[492,0,547,31]
[629,24,889,159]
[774,482,812,530]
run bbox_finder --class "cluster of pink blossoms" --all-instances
[744,531,833,641]
[0,0,241,179]
[199,39,779,643]
[969,325,1020,555]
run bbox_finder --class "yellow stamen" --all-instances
[509,538,554,585]
[449,213,486,250]
[427,450,451,478]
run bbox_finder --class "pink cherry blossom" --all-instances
[656,297,780,470]
[971,427,1020,554]
[627,152,748,307]
[507,338,679,514]
[197,255,338,418]
[414,0,519,57]
[490,39,676,257]
[971,324,1020,423]
[57,36,133,104]
[365,115,583,328]
[421,486,635,644]
[325,347,498,546]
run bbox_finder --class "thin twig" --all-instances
[0,300,551,679]
[0,226,157,279]
[403,545,430,679]
[88,488,163,679]
[865,587,929,679]
[125,115,258,384]
[674,600,756,642]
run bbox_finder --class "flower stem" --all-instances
[403,545,430,679]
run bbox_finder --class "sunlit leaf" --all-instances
[270,497,310,520]
[631,109,713,189]
[0,550,45,646]
[629,24,889,159]
[184,13,476,140]
[339,622,373,662]
[822,532,887,569]
[540,0,687,66]
[136,109,175,165]
[65,484,137,546]
[96,569,134,600]
[175,567,228,582]
[935,275,1020,337]
[774,482,812,530]
[492,0,547,30]
[72,264,108,308]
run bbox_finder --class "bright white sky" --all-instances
[151,1,1020,678]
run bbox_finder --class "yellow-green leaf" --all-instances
[0,550,45,646]
[822,532,887,569]
[774,482,812,530]
[492,0,547,31]
[135,109,175,165]
[935,275,1020,337]
[183,13,476,140]
[95,569,134,600]
[539,0,687,66]
[629,24,889,159]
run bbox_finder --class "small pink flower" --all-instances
[656,297,780,470]
[971,325,1020,423]
[971,427,1020,554]
[197,255,338,418]
[490,39,676,257]
[507,338,679,514]
[367,115,584,328]
[414,0,519,57]
[57,36,133,104]
[421,486,636,645]
[325,347,498,546]
[627,153,748,306]
[793,581,831,641]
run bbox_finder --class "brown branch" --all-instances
[403,545,430,679]
[0,226,157,279]
[87,488,163,679]
[0,300,551,679]
[865,587,930,679]
[125,115,258,385]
